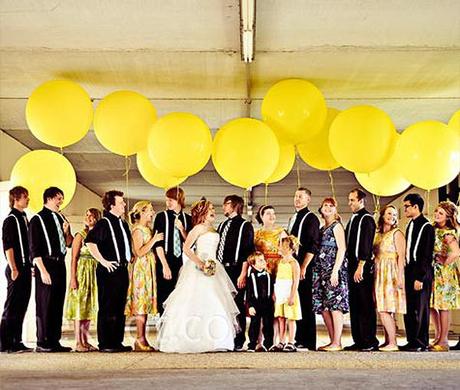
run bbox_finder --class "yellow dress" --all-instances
[254,227,284,274]
[373,229,406,314]
[274,259,301,320]
[125,225,157,316]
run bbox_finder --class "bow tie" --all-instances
[256,271,268,277]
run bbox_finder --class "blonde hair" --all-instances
[248,251,265,266]
[281,234,300,253]
[128,201,153,225]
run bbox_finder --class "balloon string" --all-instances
[372,194,381,218]
[328,170,336,200]
[426,190,431,217]
[296,152,301,188]
[123,156,131,211]
[265,183,268,205]
[243,189,248,216]
[60,147,63,155]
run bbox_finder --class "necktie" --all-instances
[173,215,181,257]
[52,213,66,254]
[119,219,131,260]
[217,219,232,262]
[406,221,414,264]
[287,213,297,234]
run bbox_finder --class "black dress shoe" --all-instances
[118,345,132,352]
[343,344,360,351]
[99,347,120,353]
[35,346,54,353]
[12,343,33,353]
[0,349,13,354]
[52,344,72,352]
[360,345,379,352]
[399,343,412,351]
[406,346,427,352]
[451,341,460,351]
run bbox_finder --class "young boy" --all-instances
[246,251,274,352]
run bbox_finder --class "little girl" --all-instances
[272,235,301,352]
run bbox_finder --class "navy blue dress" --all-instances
[312,221,349,314]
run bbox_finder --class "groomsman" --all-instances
[402,193,435,352]
[217,195,254,351]
[0,186,33,353]
[86,190,132,352]
[287,187,320,351]
[29,187,73,352]
[153,187,192,314]
[344,188,379,351]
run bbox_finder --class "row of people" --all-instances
[1,186,459,353]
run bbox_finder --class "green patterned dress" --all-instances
[65,230,98,320]
[125,225,157,316]
[430,228,460,311]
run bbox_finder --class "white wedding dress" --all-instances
[155,231,240,353]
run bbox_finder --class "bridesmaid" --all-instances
[373,205,406,352]
[429,201,460,352]
[65,208,101,352]
[313,197,348,352]
[125,201,163,351]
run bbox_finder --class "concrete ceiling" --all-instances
[1,0,459,221]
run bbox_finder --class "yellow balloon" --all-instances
[264,143,295,184]
[448,109,460,137]
[26,80,93,147]
[137,150,187,189]
[94,91,157,156]
[355,135,411,196]
[148,112,212,177]
[261,79,327,145]
[212,118,280,189]
[297,108,341,170]
[10,150,77,212]
[329,105,397,173]
[398,120,460,190]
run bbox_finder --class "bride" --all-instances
[156,199,240,353]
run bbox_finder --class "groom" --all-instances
[217,195,254,351]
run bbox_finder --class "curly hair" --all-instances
[191,198,212,226]
[128,201,153,226]
[434,201,458,230]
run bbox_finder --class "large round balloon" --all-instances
[448,109,460,137]
[297,107,341,170]
[329,105,397,173]
[147,112,212,177]
[10,150,77,212]
[137,150,187,189]
[355,135,410,196]
[264,143,295,184]
[94,91,157,156]
[26,80,93,147]
[261,79,327,145]
[212,118,280,189]
[398,120,460,190]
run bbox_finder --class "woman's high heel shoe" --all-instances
[134,339,155,352]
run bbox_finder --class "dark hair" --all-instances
[224,195,244,215]
[165,187,185,209]
[43,187,63,204]
[191,198,212,226]
[297,187,312,197]
[102,190,124,212]
[256,205,274,224]
[350,188,366,201]
[9,186,28,208]
[318,197,342,222]
[377,204,398,233]
[403,193,424,213]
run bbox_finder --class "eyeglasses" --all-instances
[403,204,412,209]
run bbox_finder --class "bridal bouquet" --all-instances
[203,259,217,276]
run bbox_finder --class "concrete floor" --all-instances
[1,329,459,389]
